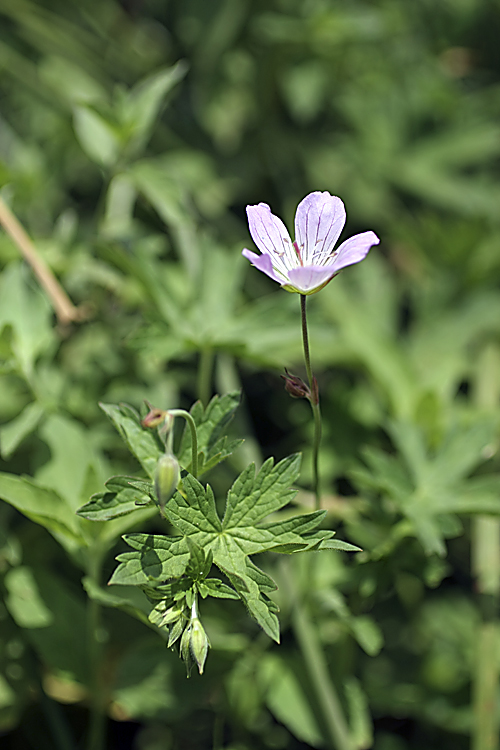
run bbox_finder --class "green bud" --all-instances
[189,616,210,675]
[180,622,192,666]
[154,453,180,510]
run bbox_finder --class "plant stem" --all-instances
[85,548,107,750]
[281,560,353,750]
[169,409,199,478]
[300,294,322,510]
[472,343,500,750]
[197,347,214,407]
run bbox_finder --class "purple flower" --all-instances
[242,191,379,295]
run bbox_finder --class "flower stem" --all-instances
[169,409,199,478]
[300,295,322,510]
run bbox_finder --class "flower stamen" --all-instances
[293,241,303,266]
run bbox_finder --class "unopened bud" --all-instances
[281,369,310,399]
[142,407,168,429]
[180,622,192,666]
[189,617,210,675]
[154,453,180,509]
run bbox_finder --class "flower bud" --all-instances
[189,617,210,675]
[141,406,168,429]
[281,369,310,400]
[154,453,180,510]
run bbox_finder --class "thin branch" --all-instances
[0,197,85,325]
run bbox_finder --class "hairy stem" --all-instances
[300,295,322,510]
[169,409,199,478]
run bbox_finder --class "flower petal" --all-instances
[294,192,346,265]
[326,231,380,274]
[242,248,284,284]
[286,265,337,294]
[246,203,295,276]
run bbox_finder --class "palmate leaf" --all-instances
[351,419,500,556]
[110,454,359,642]
[177,391,243,476]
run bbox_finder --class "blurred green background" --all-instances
[1,1,500,749]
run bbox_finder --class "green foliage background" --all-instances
[1,0,500,749]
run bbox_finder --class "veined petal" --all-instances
[327,231,380,274]
[246,203,295,275]
[294,192,346,266]
[286,265,337,294]
[242,248,285,284]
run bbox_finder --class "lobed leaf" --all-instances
[222,454,301,529]
[77,475,155,521]
[99,402,162,479]
[109,533,190,586]
[197,579,239,600]
[177,391,241,474]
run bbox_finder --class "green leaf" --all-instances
[350,616,384,656]
[109,534,190,586]
[345,677,373,750]
[123,62,188,155]
[35,414,101,511]
[5,566,54,628]
[112,641,177,719]
[197,578,239,600]
[0,473,83,552]
[259,653,324,747]
[73,105,121,166]
[177,391,242,476]
[185,538,212,580]
[352,419,499,557]
[82,576,151,624]
[222,558,280,642]
[112,454,344,642]
[0,262,54,377]
[99,402,162,479]
[12,569,89,683]
[0,401,44,459]
[77,475,154,521]
[222,454,301,530]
